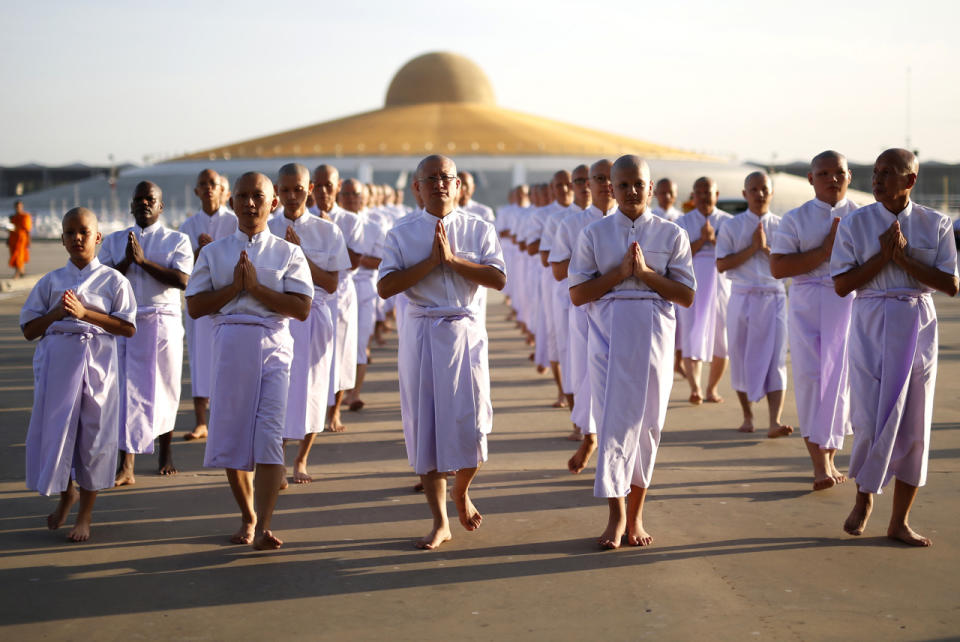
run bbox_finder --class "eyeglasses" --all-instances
[420,175,458,184]
[572,178,587,185]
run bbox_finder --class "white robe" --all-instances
[185,230,313,470]
[326,206,363,391]
[353,209,387,366]
[830,200,958,492]
[551,204,611,430]
[178,208,238,397]
[100,222,193,453]
[716,210,787,401]
[569,210,695,497]
[21,259,137,494]
[380,209,505,474]
[268,212,351,437]
[676,208,732,361]
[772,198,859,448]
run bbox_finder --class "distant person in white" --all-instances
[179,169,237,441]
[378,155,506,551]
[716,171,792,438]
[771,150,859,491]
[831,148,958,547]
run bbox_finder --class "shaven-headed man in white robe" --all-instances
[179,169,238,440]
[569,155,695,550]
[547,164,592,437]
[100,181,192,486]
[653,178,686,377]
[270,164,350,485]
[378,155,506,551]
[716,171,792,438]
[676,178,732,404]
[186,172,313,551]
[832,148,958,547]
[771,150,859,490]
[558,159,617,472]
[311,164,362,433]
[22,208,137,542]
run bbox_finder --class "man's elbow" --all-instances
[946,276,959,297]
[175,274,189,290]
[292,298,311,322]
[716,258,730,273]
[186,297,203,320]
[768,256,786,279]
[833,279,851,298]
[490,270,506,291]
[676,286,695,308]
[119,322,136,338]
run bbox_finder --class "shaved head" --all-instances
[313,164,340,182]
[694,176,717,192]
[62,206,98,230]
[612,154,650,178]
[236,171,275,198]
[877,148,919,174]
[743,170,770,188]
[416,154,457,180]
[811,150,847,171]
[278,162,310,182]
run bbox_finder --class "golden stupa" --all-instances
[177,52,706,161]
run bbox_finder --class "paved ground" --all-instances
[1,243,958,640]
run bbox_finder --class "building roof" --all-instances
[175,52,711,162]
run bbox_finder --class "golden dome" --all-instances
[384,52,495,107]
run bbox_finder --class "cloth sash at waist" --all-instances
[599,290,665,301]
[730,283,784,296]
[212,314,288,331]
[406,304,478,322]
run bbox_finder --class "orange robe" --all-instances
[8,212,31,270]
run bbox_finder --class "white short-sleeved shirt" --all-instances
[21,258,137,335]
[178,207,238,251]
[830,200,959,293]
[267,211,351,296]
[494,205,512,234]
[548,204,614,264]
[465,199,496,224]
[716,210,782,288]
[771,198,859,281]
[520,204,559,244]
[540,203,585,254]
[380,208,506,310]
[568,209,696,298]
[676,208,733,260]
[99,222,193,308]
[185,229,314,318]
[652,206,683,223]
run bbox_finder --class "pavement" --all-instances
[0,242,958,640]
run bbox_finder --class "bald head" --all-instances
[570,164,591,208]
[195,168,224,214]
[63,206,98,230]
[457,170,475,206]
[742,171,773,214]
[312,164,340,213]
[693,176,719,214]
[131,181,163,228]
[551,169,573,207]
[878,148,919,174]
[414,155,460,217]
[808,150,851,206]
[278,162,310,182]
[654,178,678,210]
[811,150,847,171]
[589,159,614,210]
[611,155,653,216]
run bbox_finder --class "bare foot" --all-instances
[688,393,703,406]
[552,397,568,409]
[887,523,932,547]
[67,521,91,542]
[114,470,136,487]
[328,419,347,433]
[159,461,177,476]
[830,465,848,484]
[737,418,755,433]
[293,462,312,484]
[536,365,547,375]
[279,468,289,491]
[568,435,597,474]
[813,475,836,491]
[767,424,794,438]
[348,399,365,412]
[47,486,79,530]
[598,518,626,550]
[627,523,653,547]
[230,521,256,545]
[415,526,452,550]
[184,425,207,441]
[252,529,283,550]
[705,395,724,403]
[566,429,584,442]
[843,495,873,536]
[413,481,424,492]
[453,492,483,531]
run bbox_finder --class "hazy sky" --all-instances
[2,0,957,167]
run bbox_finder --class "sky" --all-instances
[2,0,957,167]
